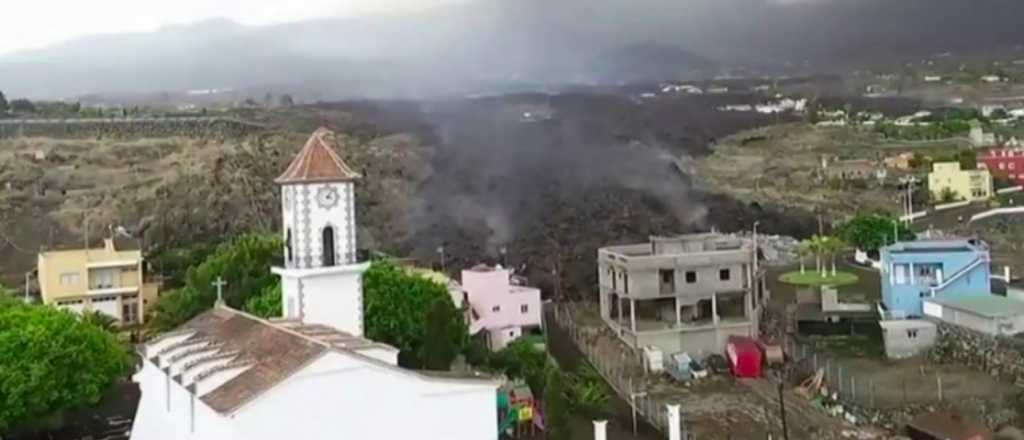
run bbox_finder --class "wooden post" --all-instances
[838,366,844,395]
[851,376,856,401]
[937,374,943,401]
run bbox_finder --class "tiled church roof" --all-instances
[276,128,361,184]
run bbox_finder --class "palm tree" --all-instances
[807,235,826,276]
[821,237,846,277]
[797,240,812,274]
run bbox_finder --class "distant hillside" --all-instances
[2,0,1024,99]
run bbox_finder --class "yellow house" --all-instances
[37,238,159,325]
[928,162,992,202]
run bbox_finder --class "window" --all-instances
[492,305,501,313]
[894,264,908,285]
[685,271,697,283]
[719,269,731,281]
[907,329,918,339]
[286,228,293,263]
[521,304,529,314]
[123,303,137,324]
[59,272,80,286]
[1000,162,1007,170]
[322,226,335,267]
[660,270,674,284]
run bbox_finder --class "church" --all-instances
[131,128,499,440]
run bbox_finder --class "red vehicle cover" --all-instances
[725,336,763,378]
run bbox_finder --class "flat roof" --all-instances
[926,295,1024,318]
[885,239,984,254]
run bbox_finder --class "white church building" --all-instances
[131,128,500,440]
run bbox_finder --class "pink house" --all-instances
[462,265,543,351]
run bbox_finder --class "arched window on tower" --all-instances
[322,226,336,267]
[285,228,293,265]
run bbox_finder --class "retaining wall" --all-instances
[928,320,1024,381]
[0,117,265,140]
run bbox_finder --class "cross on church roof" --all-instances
[213,277,228,306]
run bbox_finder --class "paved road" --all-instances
[911,198,1024,234]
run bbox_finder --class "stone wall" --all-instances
[928,320,1024,381]
[0,117,265,140]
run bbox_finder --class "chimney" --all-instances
[667,404,681,440]
[103,238,116,253]
[593,420,607,440]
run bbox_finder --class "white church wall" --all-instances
[236,354,496,440]
[132,360,236,440]
[354,346,399,365]
[299,269,365,337]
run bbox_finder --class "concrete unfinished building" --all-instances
[597,233,767,356]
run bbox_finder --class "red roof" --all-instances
[276,128,361,184]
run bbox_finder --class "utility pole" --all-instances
[436,245,446,273]
[778,371,790,440]
[628,377,647,437]
[899,176,920,224]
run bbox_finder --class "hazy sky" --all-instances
[0,0,465,55]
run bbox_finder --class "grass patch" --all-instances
[779,270,859,287]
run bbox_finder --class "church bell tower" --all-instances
[272,128,369,336]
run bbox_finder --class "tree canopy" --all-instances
[0,90,8,114]
[0,299,130,431]
[420,298,465,370]
[834,214,915,252]
[544,365,572,440]
[146,233,281,333]
[363,261,466,367]
[243,282,282,319]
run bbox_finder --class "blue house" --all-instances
[880,240,991,318]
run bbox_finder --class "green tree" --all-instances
[80,310,118,333]
[938,187,961,203]
[9,98,35,113]
[146,233,281,333]
[835,214,915,252]
[0,300,130,431]
[488,339,548,395]
[0,90,8,114]
[819,236,846,277]
[363,261,464,367]
[566,364,610,417]
[544,366,572,440]
[243,282,282,318]
[958,149,978,171]
[420,298,465,371]
[797,240,813,274]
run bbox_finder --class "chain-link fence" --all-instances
[788,339,992,409]
[551,303,694,439]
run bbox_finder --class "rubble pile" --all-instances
[928,322,1024,382]
[753,234,802,266]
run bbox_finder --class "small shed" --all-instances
[725,336,762,378]
[880,319,937,360]
[923,295,1024,336]
[906,411,991,440]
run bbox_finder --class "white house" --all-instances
[131,128,499,440]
